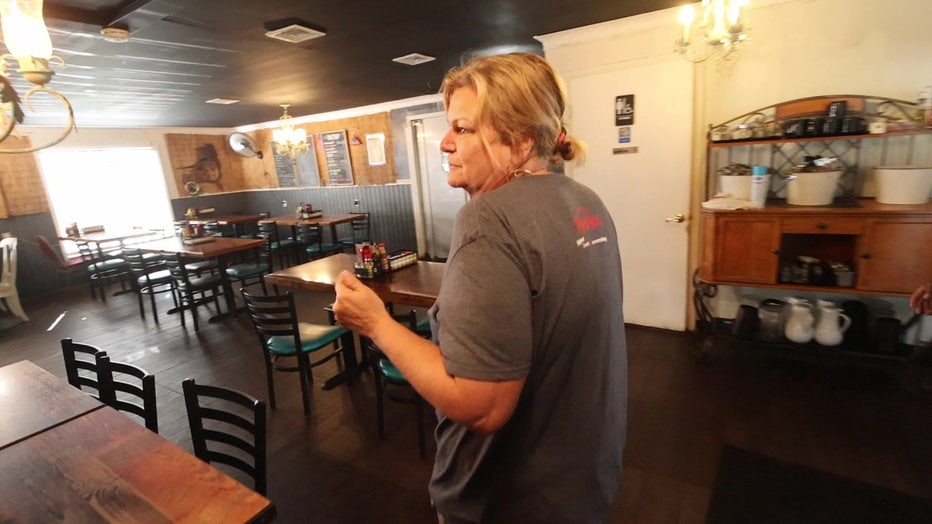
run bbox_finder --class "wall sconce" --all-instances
[272,104,308,163]
[674,0,750,63]
[0,0,76,154]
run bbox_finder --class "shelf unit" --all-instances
[706,95,932,200]
[695,96,932,382]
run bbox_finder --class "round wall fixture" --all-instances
[100,26,131,43]
[185,181,202,196]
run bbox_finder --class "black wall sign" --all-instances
[615,95,635,126]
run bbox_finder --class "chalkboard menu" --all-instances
[295,149,321,187]
[320,130,354,185]
[271,143,296,187]
[272,142,321,187]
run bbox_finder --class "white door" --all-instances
[568,58,693,330]
[411,113,468,260]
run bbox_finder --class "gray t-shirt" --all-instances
[428,173,627,523]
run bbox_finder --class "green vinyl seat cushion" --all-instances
[267,322,349,356]
[87,258,127,273]
[135,269,172,287]
[225,262,270,279]
[378,359,407,383]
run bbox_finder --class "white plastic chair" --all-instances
[0,236,28,321]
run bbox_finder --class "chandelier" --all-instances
[272,104,308,162]
[0,0,76,154]
[674,0,750,63]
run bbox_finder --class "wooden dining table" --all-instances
[0,361,276,523]
[186,214,264,237]
[264,253,444,309]
[132,236,266,320]
[0,360,104,451]
[269,213,362,243]
[60,229,162,252]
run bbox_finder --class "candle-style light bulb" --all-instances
[0,0,52,59]
[678,5,695,43]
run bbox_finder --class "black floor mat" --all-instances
[706,445,932,523]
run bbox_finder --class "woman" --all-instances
[334,53,626,523]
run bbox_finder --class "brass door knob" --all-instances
[665,213,686,223]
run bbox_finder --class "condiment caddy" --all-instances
[353,242,417,279]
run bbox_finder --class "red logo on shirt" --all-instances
[573,207,603,233]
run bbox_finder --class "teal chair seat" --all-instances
[185,259,217,275]
[87,258,127,273]
[415,317,432,337]
[267,322,348,356]
[135,269,172,287]
[378,359,406,382]
[271,238,297,250]
[225,262,270,279]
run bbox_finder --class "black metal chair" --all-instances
[363,309,430,458]
[61,338,108,400]
[96,353,159,433]
[123,247,177,323]
[163,252,225,332]
[202,221,232,237]
[339,212,371,252]
[76,240,130,302]
[295,223,342,262]
[257,220,299,270]
[225,236,272,296]
[241,289,353,416]
[183,378,268,495]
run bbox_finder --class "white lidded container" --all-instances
[719,175,752,200]
[786,170,842,205]
[872,165,932,204]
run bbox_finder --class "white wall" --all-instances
[704,0,932,125]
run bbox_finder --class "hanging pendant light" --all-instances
[272,104,308,163]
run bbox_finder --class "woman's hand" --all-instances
[333,270,390,338]
[909,284,932,315]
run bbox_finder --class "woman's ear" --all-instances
[511,134,535,161]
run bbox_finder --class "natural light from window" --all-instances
[37,148,174,252]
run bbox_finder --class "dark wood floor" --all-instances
[1,282,930,523]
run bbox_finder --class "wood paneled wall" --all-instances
[167,112,397,198]
[0,136,49,218]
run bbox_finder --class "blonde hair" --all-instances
[440,53,585,167]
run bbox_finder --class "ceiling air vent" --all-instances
[392,53,436,66]
[265,24,326,44]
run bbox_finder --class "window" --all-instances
[37,148,174,252]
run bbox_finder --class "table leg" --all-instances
[208,255,239,323]
[321,331,360,390]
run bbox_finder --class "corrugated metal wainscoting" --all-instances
[172,184,417,253]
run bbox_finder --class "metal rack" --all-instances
[706,95,932,200]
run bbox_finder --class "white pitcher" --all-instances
[784,300,815,343]
[814,304,852,346]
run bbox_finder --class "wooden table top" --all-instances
[132,236,265,259]
[186,214,264,225]
[0,361,104,451]
[268,213,362,228]
[265,253,444,308]
[60,229,159,245]
[0,406,275,523]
